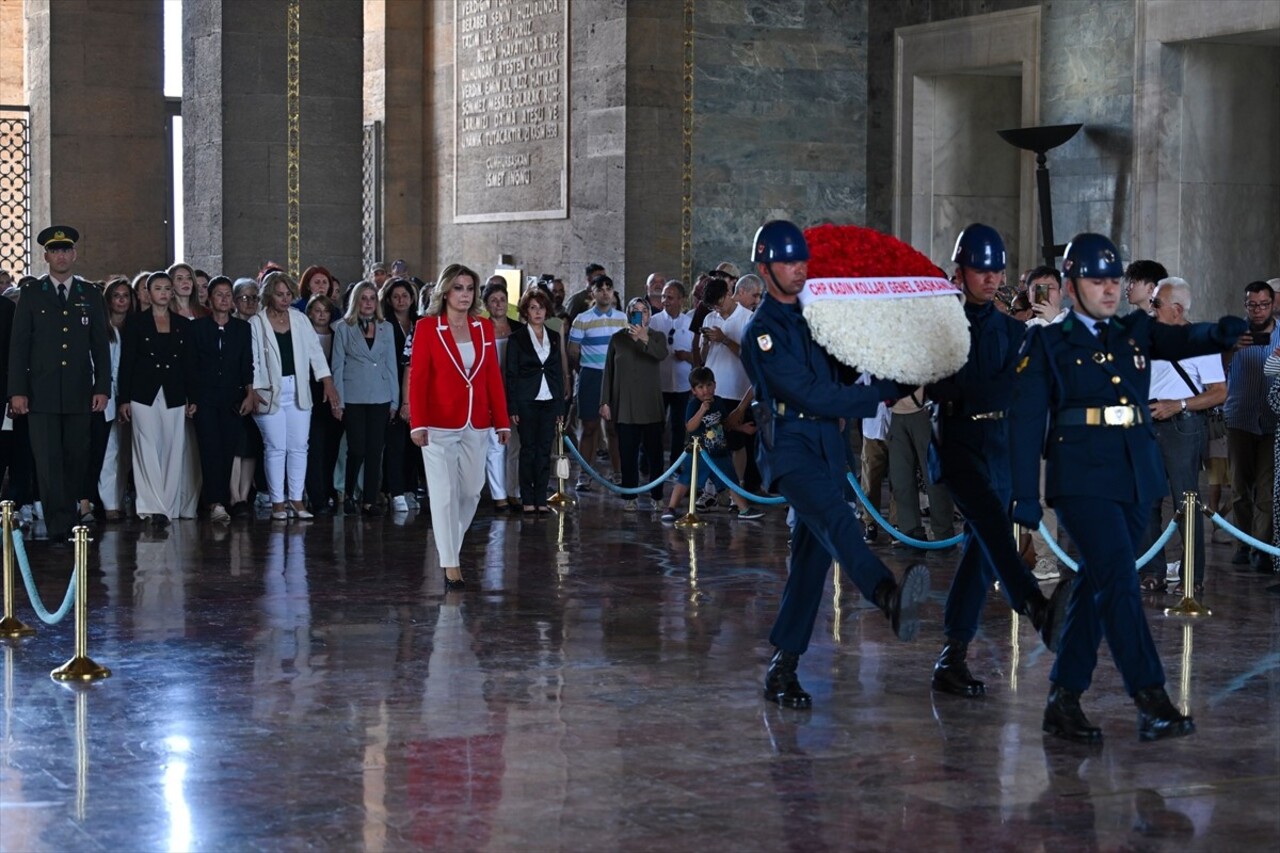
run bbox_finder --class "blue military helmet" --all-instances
[751,220,810,263]
[951,223,1006,271]
[1062,233,1124,280]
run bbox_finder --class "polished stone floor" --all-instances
[1,489,1277,852]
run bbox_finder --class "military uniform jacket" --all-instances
[7,275,111,413]
[1010,311,1226,508]
[740,295,896,488]
[926,301,1025,491]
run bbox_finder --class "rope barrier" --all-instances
[563,436,688,495]
[844,472,965,550]
[1208,512,1280,557]
[698,453,788,505]
[12,530,77,624]
[1037,518,1179,572]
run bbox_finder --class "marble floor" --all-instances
[0,491,1277,852]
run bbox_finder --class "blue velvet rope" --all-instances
[844,472,965,550]
[1037,518,1178,572]
[11,529,77,624]
[697,453,788,505]
[1208,512,1280,556]
[563,436,688,495]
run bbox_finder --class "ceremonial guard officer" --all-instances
[7,226,111,544]
[740,220,929,709]
[1010,233,1244,742]
[926,224,1072,697]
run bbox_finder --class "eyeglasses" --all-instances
[1149,298,1163,309]
[1245,301,1273,310]
[236,295,260,303]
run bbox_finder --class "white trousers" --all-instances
[423,426,489,567]
[131,389,187,518]
[177,419,202,518]
[97,418,133,512]
[485,425,520,500]
[253,376,311,502]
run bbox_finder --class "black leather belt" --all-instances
[773,401,832,422]
[1057,405,1145,428]
[940,402,1006,420]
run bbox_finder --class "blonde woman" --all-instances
[250,271,340,521]
[408,264,510,590]
[331,281,398,515]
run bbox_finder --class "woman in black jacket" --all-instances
[504,287,567,513]
[117,270,198,525]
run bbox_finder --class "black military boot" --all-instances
[1134,686,1195,742]
[931,639,985,696]
[1042,684,1103,744]
[874,563,929,641]
[763,649,812,709]
[1026,574,1074,653]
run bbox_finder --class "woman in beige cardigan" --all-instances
[251,271,340,520]
[600,296,668,511]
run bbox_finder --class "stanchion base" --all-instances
[1164,597,1212,617]
[675,512,706,529]
[0,615,37,639]
[546,491,576,507]
[50,655,112,682]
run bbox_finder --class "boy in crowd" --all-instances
[662,367,764,522]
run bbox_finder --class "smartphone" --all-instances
[628,311,643,326]
[1252,331,1271,347]
[1034,283,1050,305]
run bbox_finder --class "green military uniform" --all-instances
[7,226,110,541]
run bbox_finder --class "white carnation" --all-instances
[802,295,970,384]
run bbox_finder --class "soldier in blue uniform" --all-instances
[740,220,930,709]
[8,225,111,546]
[925,224,1073,697]
[1010,233,1244,743]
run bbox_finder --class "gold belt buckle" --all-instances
[1102,405,1135,427]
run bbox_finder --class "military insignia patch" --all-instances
[757,334,773,352]
[1016,355,1029,374]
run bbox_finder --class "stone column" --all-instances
[185,0,362,282]
[25,0,168,278]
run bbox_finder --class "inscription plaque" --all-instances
[454,0,568,223]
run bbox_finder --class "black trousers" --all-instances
[617,421,664,501]
[307,405,343,508]
[0,415,35,506]
[383,417,413,496]
[344,403,388,502]
[195,401,245,507]
[516,399,559,506]
[662,391,689,466]
[28,411,90,539]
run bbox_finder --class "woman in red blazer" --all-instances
[409,263,510,590]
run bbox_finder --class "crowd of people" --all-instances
[0,218,1276,739]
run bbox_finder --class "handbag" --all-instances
[1169,360,1225,440]
[252,316,276,414]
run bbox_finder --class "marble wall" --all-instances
[690,0,869,275]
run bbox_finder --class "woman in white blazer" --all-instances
[331,281,399,515]
[251,271,340,520]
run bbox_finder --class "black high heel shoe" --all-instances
[444,570,466,592]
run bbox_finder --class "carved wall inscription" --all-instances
[454,0,568,223]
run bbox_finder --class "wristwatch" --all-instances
[1180,399,1188,412]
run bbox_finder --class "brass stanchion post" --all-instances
[51,526,111,682]
[0,501,35,639]
[1166,491,1210,617]
[675,437,705,529]
[547,421,575,507]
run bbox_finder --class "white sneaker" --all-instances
[391,495,409,513]
[18,504,33,528]
[404,492,419,509]
[210,504,231,523]
[255,493,271,508]
[636,496,656,511]
[1166,560,1181,583]
[33,501,44,520]
[1032,557,1060,581]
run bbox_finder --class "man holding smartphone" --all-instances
[1223,280,1276,569]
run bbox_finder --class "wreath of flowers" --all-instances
[801,224,971,385]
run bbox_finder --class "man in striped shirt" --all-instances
[568,274,627,489]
